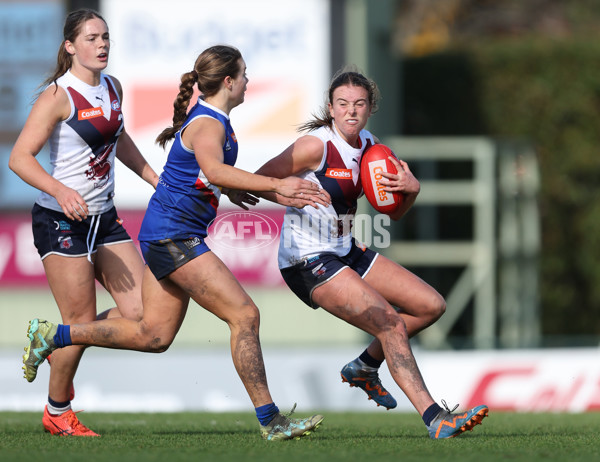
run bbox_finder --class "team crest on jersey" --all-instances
[311,263,327,277]
[78,107,104,120]
[86,143,113,188]
[111,100,121,111]
[325,168,352,179]
[58,236,73,249]
[231,132,237,143]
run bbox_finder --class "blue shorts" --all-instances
[31,203,132,260]
[140,236,210,280]
[280,240,379,309]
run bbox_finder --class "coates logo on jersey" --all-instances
[111,100,121,111]
[206,211,279,251]
[325,168,352,179]
[78,107,104,120]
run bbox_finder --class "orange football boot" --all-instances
[42,405,100,437]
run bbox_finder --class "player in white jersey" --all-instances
[22,45,327,441]
[9,9,158,436]
[254,68,489,438]
[36,69,123,216]
[277,122,376,267]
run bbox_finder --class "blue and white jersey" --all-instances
[138,98,238,241]
[278,122,374,268]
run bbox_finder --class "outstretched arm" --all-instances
[189,118,324,200]
[253,135,331,208]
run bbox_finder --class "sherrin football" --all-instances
[360,144,404,214]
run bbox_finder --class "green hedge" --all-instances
[402,39,600,338]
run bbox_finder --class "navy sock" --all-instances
[48,396,70,409]
[255,402,280,426]
[53,324,72,348]
[47,395,71,416]
[359,349,383,368]
[422,403,443,426]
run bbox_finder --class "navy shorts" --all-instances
[140,236,210,280]
[32,203,132,260]
[280,240,379,309]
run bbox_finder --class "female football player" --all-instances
[22,44,326,441]
[9,8,158,436]
[252,68,489,439]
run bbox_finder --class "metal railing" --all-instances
[375,137,540,349]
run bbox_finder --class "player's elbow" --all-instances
[201,163,227,188]
[7,153,21,175]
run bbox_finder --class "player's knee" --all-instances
[425,292,446,323]
[147,338,172,353]
[370,304,407,338]
[246,303,260,327]
[139,322,174,353]
[229,301,261,330]
[144,334,173,353]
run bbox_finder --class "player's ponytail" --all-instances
[156,45,242,150]
[156,71,198,149]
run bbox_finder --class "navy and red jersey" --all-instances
[278,122,375,268]
[36,70,123,214]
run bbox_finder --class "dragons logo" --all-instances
[86,142,114,188]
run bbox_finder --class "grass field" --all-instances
[1,411,599,462]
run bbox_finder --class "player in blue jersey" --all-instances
[22,45,326,441]
[252,68,489,438]
[9,9,159,436]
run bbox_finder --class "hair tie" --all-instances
[191,70,198,80]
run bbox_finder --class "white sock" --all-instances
[47,402,71,415]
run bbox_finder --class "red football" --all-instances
[360,144,404,214]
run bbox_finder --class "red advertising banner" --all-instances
[0,212,47,286]
[0,208,287,287]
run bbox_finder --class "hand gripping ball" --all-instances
[360,144,404,214]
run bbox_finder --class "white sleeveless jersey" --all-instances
[278,123,375,268]
[36,70,124,214]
